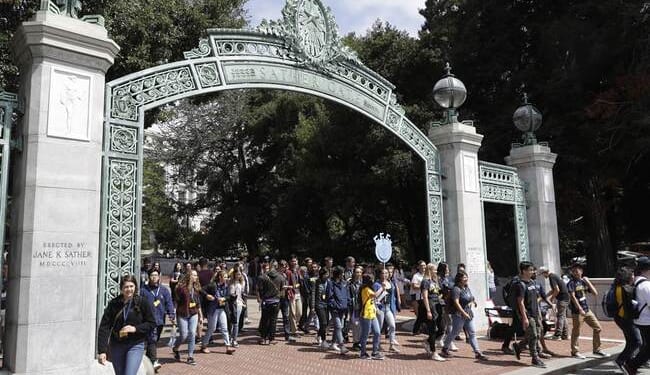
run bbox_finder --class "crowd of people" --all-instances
[94,253,650,375]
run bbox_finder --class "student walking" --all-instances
[229,267,247,347]
[97,275,156,375]
[610,267,641,373]
[539,266,569,340]
[623,257,650,375]
[172,271,202,365]
[420,263,446,361]
[201,270,235,354]
[567,263,607,359]
[328,266,351,354]
[374,267,400,353]
[441,271,487,361]
[140,269,175,371]
[312,268,331,349]
[359,274,384,360]
[511,262,545,368]
[348,267,364,351]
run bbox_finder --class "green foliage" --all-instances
[141,159,182,252]
[420,0,650,275]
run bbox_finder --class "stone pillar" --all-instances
[429,121,488,328]
[6,11,118,375]
[505,144,561,274]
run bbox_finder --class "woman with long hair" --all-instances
[172,270,202,365]
[421,263,446,361]
[201,270,234,354]
[374,267,400,353]
[359,274,384,360]
[170,262,183,303]
[441,271,488,361]
[436,262,457,351]
[229,267,247,347]
[97,275,156,375]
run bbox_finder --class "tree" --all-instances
[419,0,650,275]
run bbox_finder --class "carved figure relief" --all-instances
[48,68,91,141]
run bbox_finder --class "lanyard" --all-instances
[123,299,132,321]
[150,286,160,298]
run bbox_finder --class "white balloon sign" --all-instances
[374,233,392,263]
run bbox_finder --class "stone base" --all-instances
[0,357,154,375]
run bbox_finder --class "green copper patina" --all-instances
[100,0,445,311]
[0,91,17,299]
[478,161,529,262]
[40,0,104,26]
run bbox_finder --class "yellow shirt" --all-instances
[361,287,376,320]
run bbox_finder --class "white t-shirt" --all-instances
[411,272,424,300]
[634,276,650,326]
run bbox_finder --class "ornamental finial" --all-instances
[522,92,529,105]
[444,62,452,76]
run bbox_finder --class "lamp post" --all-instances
[512,93,543,146]
[432,62,467,125]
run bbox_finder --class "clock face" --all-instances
[296,0,329,61]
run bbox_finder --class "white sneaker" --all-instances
[435,339,443,347]
[319,341,329,350]
[330,343,340,351]
[450,342,459,352]
[389,345,400,353]
[339,345,349,354]
[390,340,400,346]
[432,352,447,362]
[317,336,322,345]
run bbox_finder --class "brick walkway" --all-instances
[154,299,624,375]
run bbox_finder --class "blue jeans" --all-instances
[280,298,291,338]
[444,313,481,354]
[615,316,641,365]
[359,317,380,356]
[202,308,230,347]
[174,314,198,357]
[110,341,144,375]
[376,308,396,343]
[331,310,345,345]
[230,304,243,342]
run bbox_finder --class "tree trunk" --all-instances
[584,177,616,277]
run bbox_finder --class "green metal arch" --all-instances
[99,1,445,310]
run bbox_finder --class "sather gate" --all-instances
[99,0,445,308]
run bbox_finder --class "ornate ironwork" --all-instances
[109,124,137,154]
[428,193,444,262]
[184,38,212,60]
[257,0,361,67]
[196,63,221,88]
[478,161,530,261]
[111,67,196,121]
[0,92,16,299]
[101,0,445,310]
[100,159,138,308]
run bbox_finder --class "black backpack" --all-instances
[502,276,522,308]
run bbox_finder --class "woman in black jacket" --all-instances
[97,274,156,375]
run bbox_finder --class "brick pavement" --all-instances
[153,299,625,375]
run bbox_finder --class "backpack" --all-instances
[502,276,522,308]
[602,284,620,318]
[631,279,650,320]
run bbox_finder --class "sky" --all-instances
[245,0,426,37]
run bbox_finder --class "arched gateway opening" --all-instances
[99,0,444,308]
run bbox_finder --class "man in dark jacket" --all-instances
[140,269,175,371]
[257,262,286,345]
[328,266,350,354]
